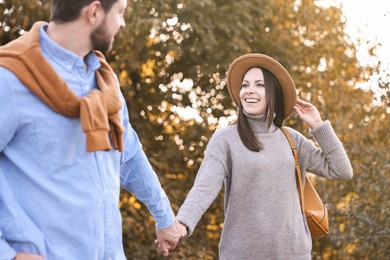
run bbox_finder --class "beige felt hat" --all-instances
[227,53,297,119]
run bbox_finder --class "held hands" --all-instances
[155,219,187,256]
[294,99,323,129]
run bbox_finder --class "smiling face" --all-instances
[239,67,267,115]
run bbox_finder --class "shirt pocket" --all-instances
[32,116,85,170]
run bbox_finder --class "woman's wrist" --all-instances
[309,120,324,129]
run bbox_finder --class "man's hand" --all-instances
[155,219,187,256]
[14,253,45,260]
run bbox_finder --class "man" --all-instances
[0,0,184,259]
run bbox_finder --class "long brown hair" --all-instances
[237,67,285,152]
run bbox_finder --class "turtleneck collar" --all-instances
[243,110,277,134]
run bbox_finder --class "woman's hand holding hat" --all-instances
[294,99,324,129]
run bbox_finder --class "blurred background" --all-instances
[1,0,388,259]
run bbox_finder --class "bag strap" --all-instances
[280,127,305,214]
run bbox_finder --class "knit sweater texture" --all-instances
[177,115,353,260]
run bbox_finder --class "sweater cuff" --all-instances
[310,120,342,153]
[176,203,204,237]
[85,129,111,152]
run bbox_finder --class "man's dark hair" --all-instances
[237,67,285,152]
[50,0,118,22]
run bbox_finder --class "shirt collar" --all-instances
[39,24,101,73]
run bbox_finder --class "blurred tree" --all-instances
[1,0,388,259]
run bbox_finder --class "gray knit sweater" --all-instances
[177,115,353,260]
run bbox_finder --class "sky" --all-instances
[340,0,390,68]
[319,0,390,90]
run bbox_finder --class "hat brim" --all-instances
[227,53,297,119]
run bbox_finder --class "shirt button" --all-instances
[108,257,112,260]
[84,85,89,90]
[104,190,108,194]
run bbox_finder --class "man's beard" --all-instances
[90,18,113,52]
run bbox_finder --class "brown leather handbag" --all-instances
[281,127,329,238]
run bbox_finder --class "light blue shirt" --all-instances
[0,25,174,260]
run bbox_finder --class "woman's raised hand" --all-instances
[294,98,323,129]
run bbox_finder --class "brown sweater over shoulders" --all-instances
[0,21,124,152]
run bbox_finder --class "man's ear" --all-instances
[84,1,104,25]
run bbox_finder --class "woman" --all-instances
[175,53,353,259]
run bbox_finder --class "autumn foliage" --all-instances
[1,0,388,259]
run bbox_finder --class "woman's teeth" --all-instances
[246,98,259,103]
